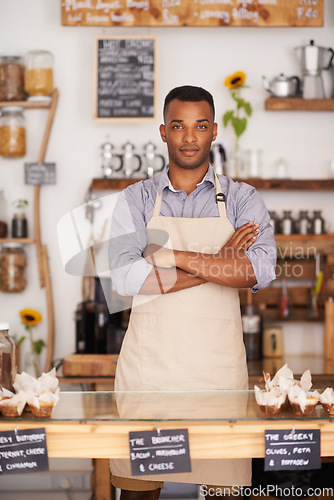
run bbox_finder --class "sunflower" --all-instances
[19,309,42,327]
[224,71,246,89]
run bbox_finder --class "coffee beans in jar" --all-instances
[0,56,25,101]
[24,50,53,98]
[0,243,27,293]
[0,105,26,157]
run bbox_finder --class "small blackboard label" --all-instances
[95,37,157,122]
[0,428,49,475]
[24,162,56,185]
[265,429,321,471]
[129,429,191,476]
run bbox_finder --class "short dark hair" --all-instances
[163,85,215,122]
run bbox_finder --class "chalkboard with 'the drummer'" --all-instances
[94,36,158,122]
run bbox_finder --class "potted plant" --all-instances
[12,198,28,238]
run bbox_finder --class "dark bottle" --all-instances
[268,211,280,234]
[12,213,28,238]
[298,210,310,235]
[281,210,294,235]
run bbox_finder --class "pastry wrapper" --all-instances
[0,391,27,416]
[13,368,59,396]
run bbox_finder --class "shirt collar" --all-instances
[158,164,216,193]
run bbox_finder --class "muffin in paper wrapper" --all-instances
[319,387,334,415]
[13,368,59,396]
[0,390,27,417]
[263,364,295,393]
[26,387,60,418]
[288,385,319,416]
[0,388,15,401]
[254,385,286,416]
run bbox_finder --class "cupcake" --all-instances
[254,385,286,416]
[288,385,319,416]
[319,387,334,415]
[27,388,60,418]
[0,391,27,417]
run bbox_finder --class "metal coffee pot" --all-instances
[100,139,123,178]
[142,142,165,178]
[121,141,142,178]
[262,73,300,97]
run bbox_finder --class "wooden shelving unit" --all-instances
[0,90,59,372]
[265,97,334,111]
[90,177,334,192]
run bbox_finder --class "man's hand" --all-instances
[143,244,176,268]
[220,222,260,256]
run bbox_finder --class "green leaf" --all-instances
[17,336,26,346]
[222,110,234,127]
[231,117,247,138]
[244,102,252,117]
[33,339,46,355]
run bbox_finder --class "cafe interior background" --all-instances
[0,0,334,496]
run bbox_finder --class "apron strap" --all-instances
[153,168,227,218]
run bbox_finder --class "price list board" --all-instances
[94,36,158,122]
[62,0,323,27]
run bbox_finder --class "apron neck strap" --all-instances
[153,167,227,218]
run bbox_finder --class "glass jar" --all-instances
[0,56,25,102]
[0,242,27,293]
[281,210,294,235]
[268,211,280,234]
[298,210,310,235]
[0,321,16,392]
[311,210,325,235]
[0,189,8,238]
[24,50,53,98]
[12,213,28,238]
[0,105,26,157]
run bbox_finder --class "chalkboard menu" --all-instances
[94,37,157,122]
[62,0,323,27]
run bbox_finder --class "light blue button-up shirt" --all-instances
[109,165,276,296]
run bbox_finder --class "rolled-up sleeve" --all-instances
[109,188,153,296]
[232,183,277,291]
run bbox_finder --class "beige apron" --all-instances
[112,172,251,485]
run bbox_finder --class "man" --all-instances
[109,85,276,500]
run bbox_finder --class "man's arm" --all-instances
[143,222,260,290]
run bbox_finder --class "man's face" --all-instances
[159,99,217,171]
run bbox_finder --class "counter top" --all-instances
[1,391,334,459]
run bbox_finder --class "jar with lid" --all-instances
[0,243,27,293]
[11,199,28,238]
[268,211,280,234]
[297,210,310,235]
[281,210,294,235]
[0,189,8,238]
[0,321,16,392]
[24,50,53,98]
[311,210,325,235]
[0,55,25,102]
[0,106,26,157]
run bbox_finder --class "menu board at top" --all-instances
[94,37,157,122]
[61,0,323,27]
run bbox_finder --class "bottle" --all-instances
[0,55,25,101]
[268,211,279,234]
[0,321,16,392]
[0,243,27,292]
[0,189,8,237]
[282,210,294,235]
[11,199,28,238]
[311,210,325,235]
[0,105,26,157]
[298,210,310,235]
[241,289,262,361]
[24,50,54,98]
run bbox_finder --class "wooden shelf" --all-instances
[0,237,35,245]
[265,97,334,111]
[275,233,334,255]
[90,177,334,192]
[0,97,52,110]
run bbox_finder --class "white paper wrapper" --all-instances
[0,388,15,400]
[264,364,294,393]
[0,390,27,415]
[299,370,313,392]
[14,368,59,396]
[320,387,334,405]
[254,385,286,408]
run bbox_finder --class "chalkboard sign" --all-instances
[62,0,323,27]
[24,162,56,185]
[129,429,191,476]
[0,428,49,475]
[265,429,321,471]
[94,36,158,122]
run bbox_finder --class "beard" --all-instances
[167,145,210,171]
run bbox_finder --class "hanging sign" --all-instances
[129,429,191,476]
[24,162,56,185]
[265,429,321,471]
[94,36,157,122]
[0,428,49,475]
[61,0,323,28]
